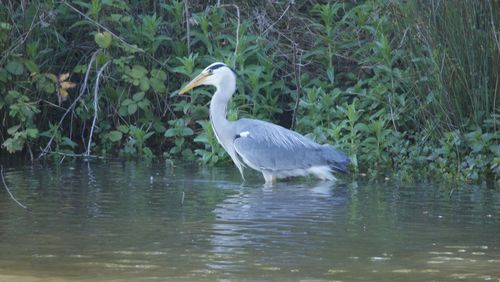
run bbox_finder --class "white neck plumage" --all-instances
[208,72,245,176]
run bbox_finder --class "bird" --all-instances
[179,62,350,185]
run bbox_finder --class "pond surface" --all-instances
[0,160,499,281]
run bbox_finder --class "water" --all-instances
[0,160,499,281]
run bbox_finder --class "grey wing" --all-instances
[232,119,350,172]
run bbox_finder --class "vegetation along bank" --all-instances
[0,1,498,185]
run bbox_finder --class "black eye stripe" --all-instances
[208,63,225,71]
[206,63,239,77]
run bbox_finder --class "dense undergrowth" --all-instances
[0,0,498,186]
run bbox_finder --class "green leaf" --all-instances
[132,92,145,101]
[121,98,134,106]
[164,128,175,137]
[127,103,137,115]
[94,31,112,48]
[151,69,167,80]
[2,138,24,153]
[354,123,369,132]
[471,143,484,153]
[7,125,21,135]
[130,65,147,79]
[153,122,166,133]
[0,69,8,82]
[109,14,124,22]
[117,125,129,133]
[25,128,39,138]
[61,137,77,148]
[181,127,193,136]
[121,43,144,54]
[327,67,335,83]
[108,130,123,142]
[144,131,154,140]
[0,22,12,30]
[22,59,39,73]
[142,147,153,158]
[96,52,110,65]
[73,64,87,74]
[194,134,208,143]
[6,61,24,75]
[174,138,184,147]
[139,76,150,91]
[150,77,166,92]
[118,106,128,116]
[137,99,150,110]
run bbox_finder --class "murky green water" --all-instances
[0,160,499,281]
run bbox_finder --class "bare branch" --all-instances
[220,4,241,61]
[1,165,28,210]
[38,51,98,159]
[184,0,191,54]
[85,60,111,157]
[291,44,303,130]
[263,3,291,35]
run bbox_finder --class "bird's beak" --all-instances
[179,72,208,94]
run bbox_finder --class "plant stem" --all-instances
[85,60,111,157]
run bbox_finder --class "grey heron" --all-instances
[179,62,350,184]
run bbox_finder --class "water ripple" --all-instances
[0,160,499,281]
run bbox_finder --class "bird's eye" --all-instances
[207,69,213,75]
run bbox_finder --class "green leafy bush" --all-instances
[0,0,497,185]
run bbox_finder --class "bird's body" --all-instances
[180,62,350,184]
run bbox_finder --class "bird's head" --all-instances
[179,62,237,94]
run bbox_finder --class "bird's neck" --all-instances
[209,79,236,131]
[209,87,231,134]
[209,79,245,177]
[209,78,239,166]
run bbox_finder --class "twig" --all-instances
[184,0,191,54]
[38,51,98,158]
[291,43,303,130]
[254,1,299,54]
[181,191,185,206]
[0,5,39,65]
[488,0,500,53]
[262,2,291,35]
[40,99,68,110]
[220,4,241,60]
[80,51,99,152]
[397,27,410,49]
[80,51,99,98]
[494,76,498,136]
[61,0,142,53]
[85,61,111,157]
[50,152,105,159]
[1,165,28,210]
[61,0,168,68]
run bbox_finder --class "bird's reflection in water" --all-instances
[208,181,348,271]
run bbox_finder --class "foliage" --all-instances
[0,0,498,186]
